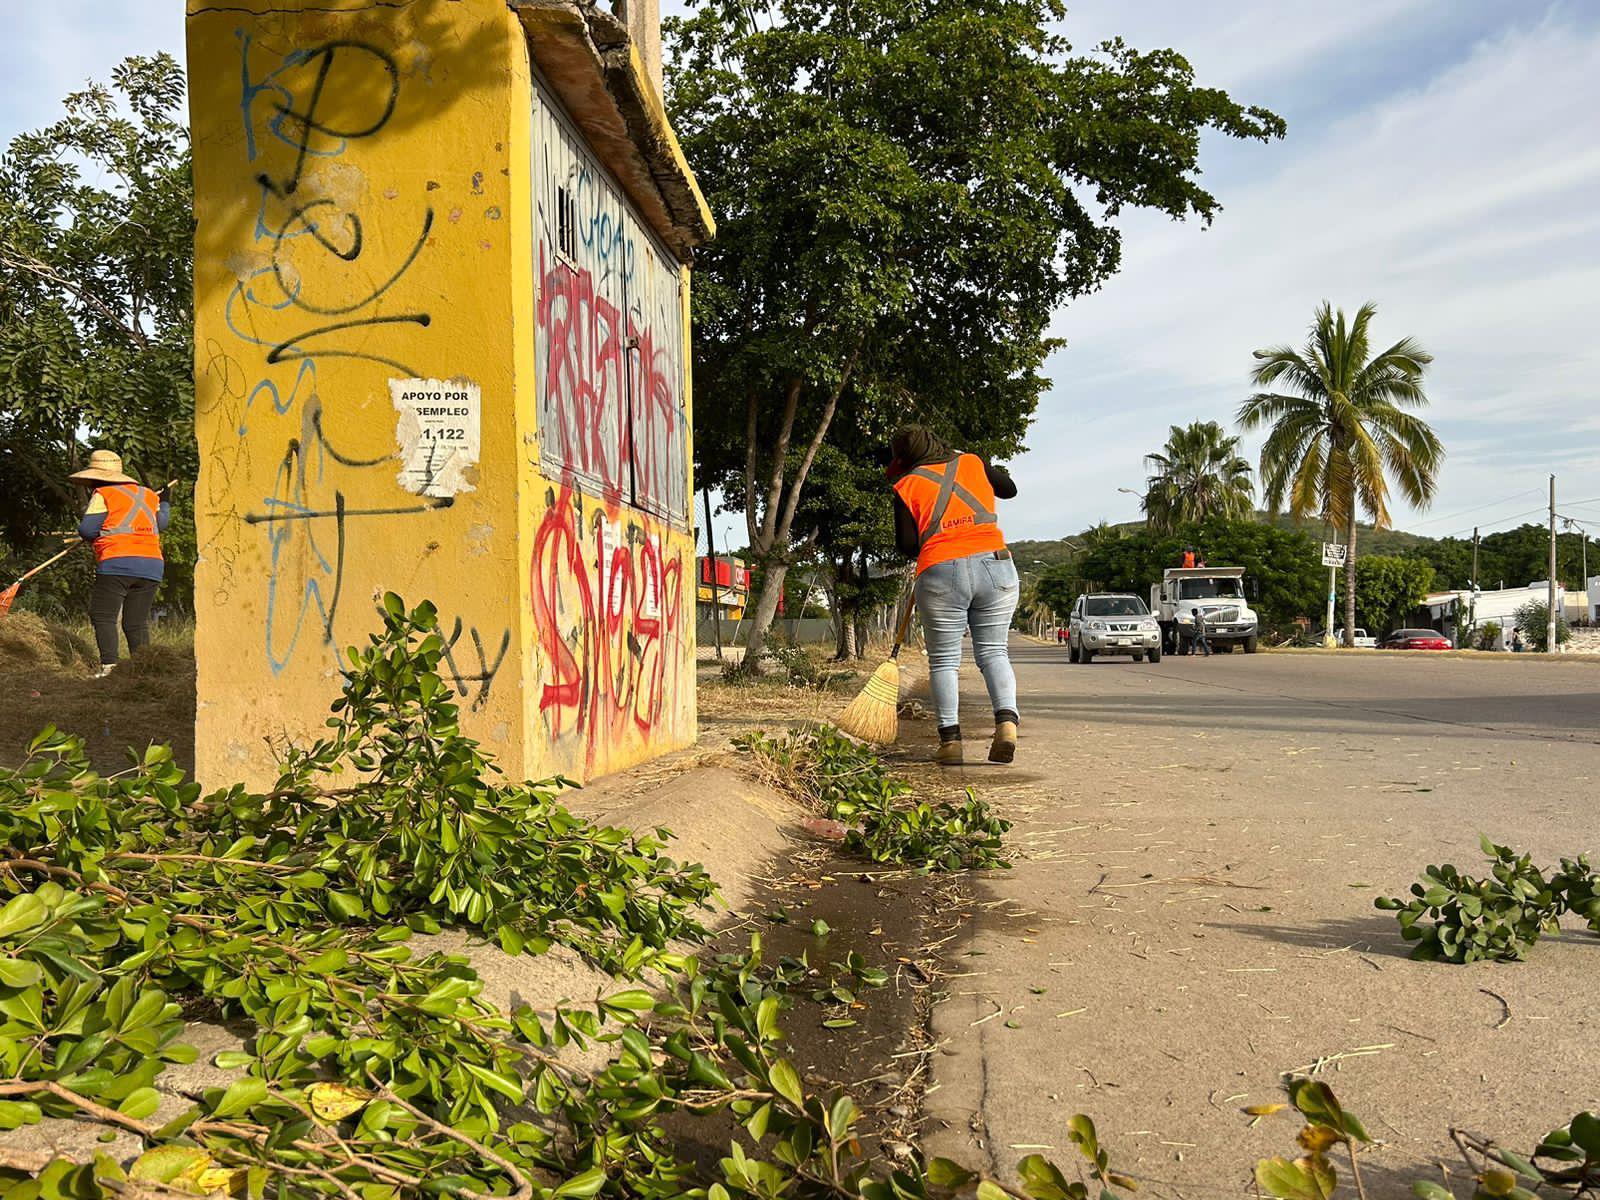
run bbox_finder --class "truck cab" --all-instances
[1151,567,1260,655]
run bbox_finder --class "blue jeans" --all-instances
[914,552,1020,730]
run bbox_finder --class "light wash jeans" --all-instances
[914,552,1020,731]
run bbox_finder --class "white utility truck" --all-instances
[1151,566,1260,655]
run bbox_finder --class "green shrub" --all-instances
[1514,600,1572,651]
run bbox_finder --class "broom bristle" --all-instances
[0,584,17,619]
[836,659,901,744]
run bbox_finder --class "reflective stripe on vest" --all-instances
[95,485,163,563]
[902,458,998,547]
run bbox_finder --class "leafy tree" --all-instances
[791,445,905,658]
[1240,302,1444,647]
[1079,517,1323,635]
[1351,554,1434,636]
[1141,421,1253,533]
[668,0,1285,669]
[0,54,195,613]
[1514,600,1571,652]
[1034,560,1083,621]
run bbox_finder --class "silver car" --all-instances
[1069,593,1162,663]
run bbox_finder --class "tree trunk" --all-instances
[835,608,854,661]
[854,613,868,658]
[1344,509,1359,648]
[740,562,789,670]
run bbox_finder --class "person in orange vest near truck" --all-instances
[71,449,171,678]
[887,425,1020,766]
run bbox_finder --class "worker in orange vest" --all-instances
[888,425,1019,766]
[71,449,171,678]
[1181,547,1196,568]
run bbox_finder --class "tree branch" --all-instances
[774,334,864,544]
[0,249,150,349]
[759,377,805,551]
[744,387,761,551]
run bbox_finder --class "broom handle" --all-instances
[889,591,917,660]
[11,543,79,587]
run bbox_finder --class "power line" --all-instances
[1404,488,1543,530]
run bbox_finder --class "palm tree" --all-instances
[1141,421,1255,533]
[1239,302,1443,647]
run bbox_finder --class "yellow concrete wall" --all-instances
[189,0,698,788]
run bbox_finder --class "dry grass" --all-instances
[0,611,195,774]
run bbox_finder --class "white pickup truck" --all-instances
[1151,566,1260,655]
[1334,628,1378,649]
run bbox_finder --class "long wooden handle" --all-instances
[890,592,917,660]
[12,544,79,586]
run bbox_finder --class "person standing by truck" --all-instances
[888,425,1020,766]
[71,449,170,678]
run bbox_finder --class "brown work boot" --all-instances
[935,726,963,766]
[989,719,1018,764]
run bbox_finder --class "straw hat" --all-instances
[68,449,137,486]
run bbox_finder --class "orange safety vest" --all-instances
[94,484,163,564]
[892,453,1006,574]
[1181,551,1195,568]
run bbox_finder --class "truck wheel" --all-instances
[1082,649,1095,663]
[1069,642,1080,664]
[1149,643,1162,663]
[1133,651,1145,663]
[1178,635,1191,656]
[1244,636,1259,654]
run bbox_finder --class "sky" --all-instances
[7,2,1600,549]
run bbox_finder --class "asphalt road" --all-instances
[922,641,1600,1199]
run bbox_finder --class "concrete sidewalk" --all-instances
[921,638,1600,1199]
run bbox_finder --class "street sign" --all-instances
[1321,543,1348,568]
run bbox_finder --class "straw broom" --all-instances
[837,593,916,744]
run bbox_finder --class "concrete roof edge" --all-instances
[508,0,716,259]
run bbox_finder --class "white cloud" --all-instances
[1011,6,1600,541]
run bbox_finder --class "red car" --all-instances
[1380,628,1453,650]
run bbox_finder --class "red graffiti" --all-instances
[531,489,685,772]
[537,247,681,517]
[537,246,631,500]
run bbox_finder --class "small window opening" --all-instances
[556,185,579,261]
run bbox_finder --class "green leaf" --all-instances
[0,958,42,988]
[552,1167,608,1198]
[463,1062,524,1104]
[1018,1154,1073,1200]
[130,1145,212,1183]
[978,1184,1013,1200]
[211,1076,268,1119]
[118,1087,162,1120]
[1412,1182,1455,1200]
[0,894,46,938]
[927,1158,977,1188]
[769,1058,805,1109]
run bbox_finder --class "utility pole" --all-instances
[703,489,723,661]
[1471,525,1480,644]
[1548,475,1558,653]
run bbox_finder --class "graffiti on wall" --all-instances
[529,82,693,771]
[530,487,690,773]
[221,34,446,673]
[532,87,688,524]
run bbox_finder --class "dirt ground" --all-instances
[0,612,196,773]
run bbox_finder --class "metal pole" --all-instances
[1323,527,1338,647]
[703,489,723,661]
[1470,525,1480,647]
[1548,475,1558,652]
